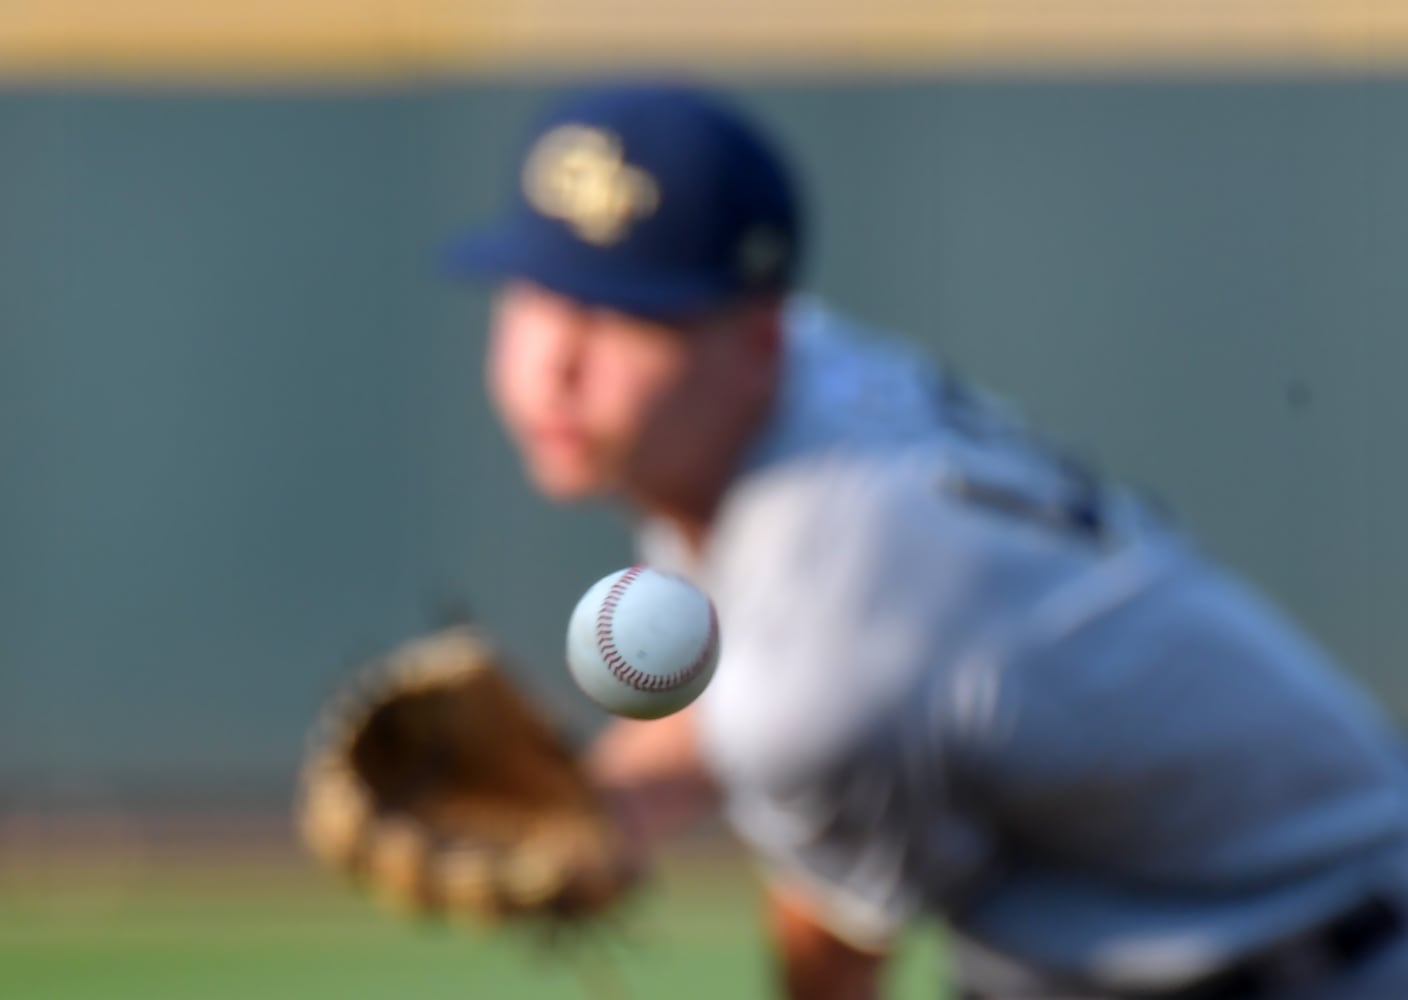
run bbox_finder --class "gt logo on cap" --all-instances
[522,125,660,246]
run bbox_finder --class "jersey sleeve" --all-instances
[693,447,1036,942]
[730,771,932,950]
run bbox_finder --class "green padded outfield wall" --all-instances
[3,80,1406,810]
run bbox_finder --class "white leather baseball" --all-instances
[565,565,720,720]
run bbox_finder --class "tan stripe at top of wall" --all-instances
[1,0,1407,81]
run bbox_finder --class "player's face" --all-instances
[486,282,771,505]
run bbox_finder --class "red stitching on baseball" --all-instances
[595,566,718,694]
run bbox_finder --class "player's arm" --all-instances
[768,884,888,1000]
[585,704,721,846]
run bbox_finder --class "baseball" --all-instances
[565,565,720,720]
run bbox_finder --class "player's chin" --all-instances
[522,455,614,503]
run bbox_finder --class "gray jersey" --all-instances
[636,299,1408,996]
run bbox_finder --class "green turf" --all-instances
[0,854,950,999]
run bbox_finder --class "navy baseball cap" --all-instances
[445,83,803,321]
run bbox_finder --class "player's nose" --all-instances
[530,312,592,399]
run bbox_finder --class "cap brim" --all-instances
[443,220,736,322]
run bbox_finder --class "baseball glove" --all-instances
[297,625,637,924]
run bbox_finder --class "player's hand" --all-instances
[768,886,887,1000]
